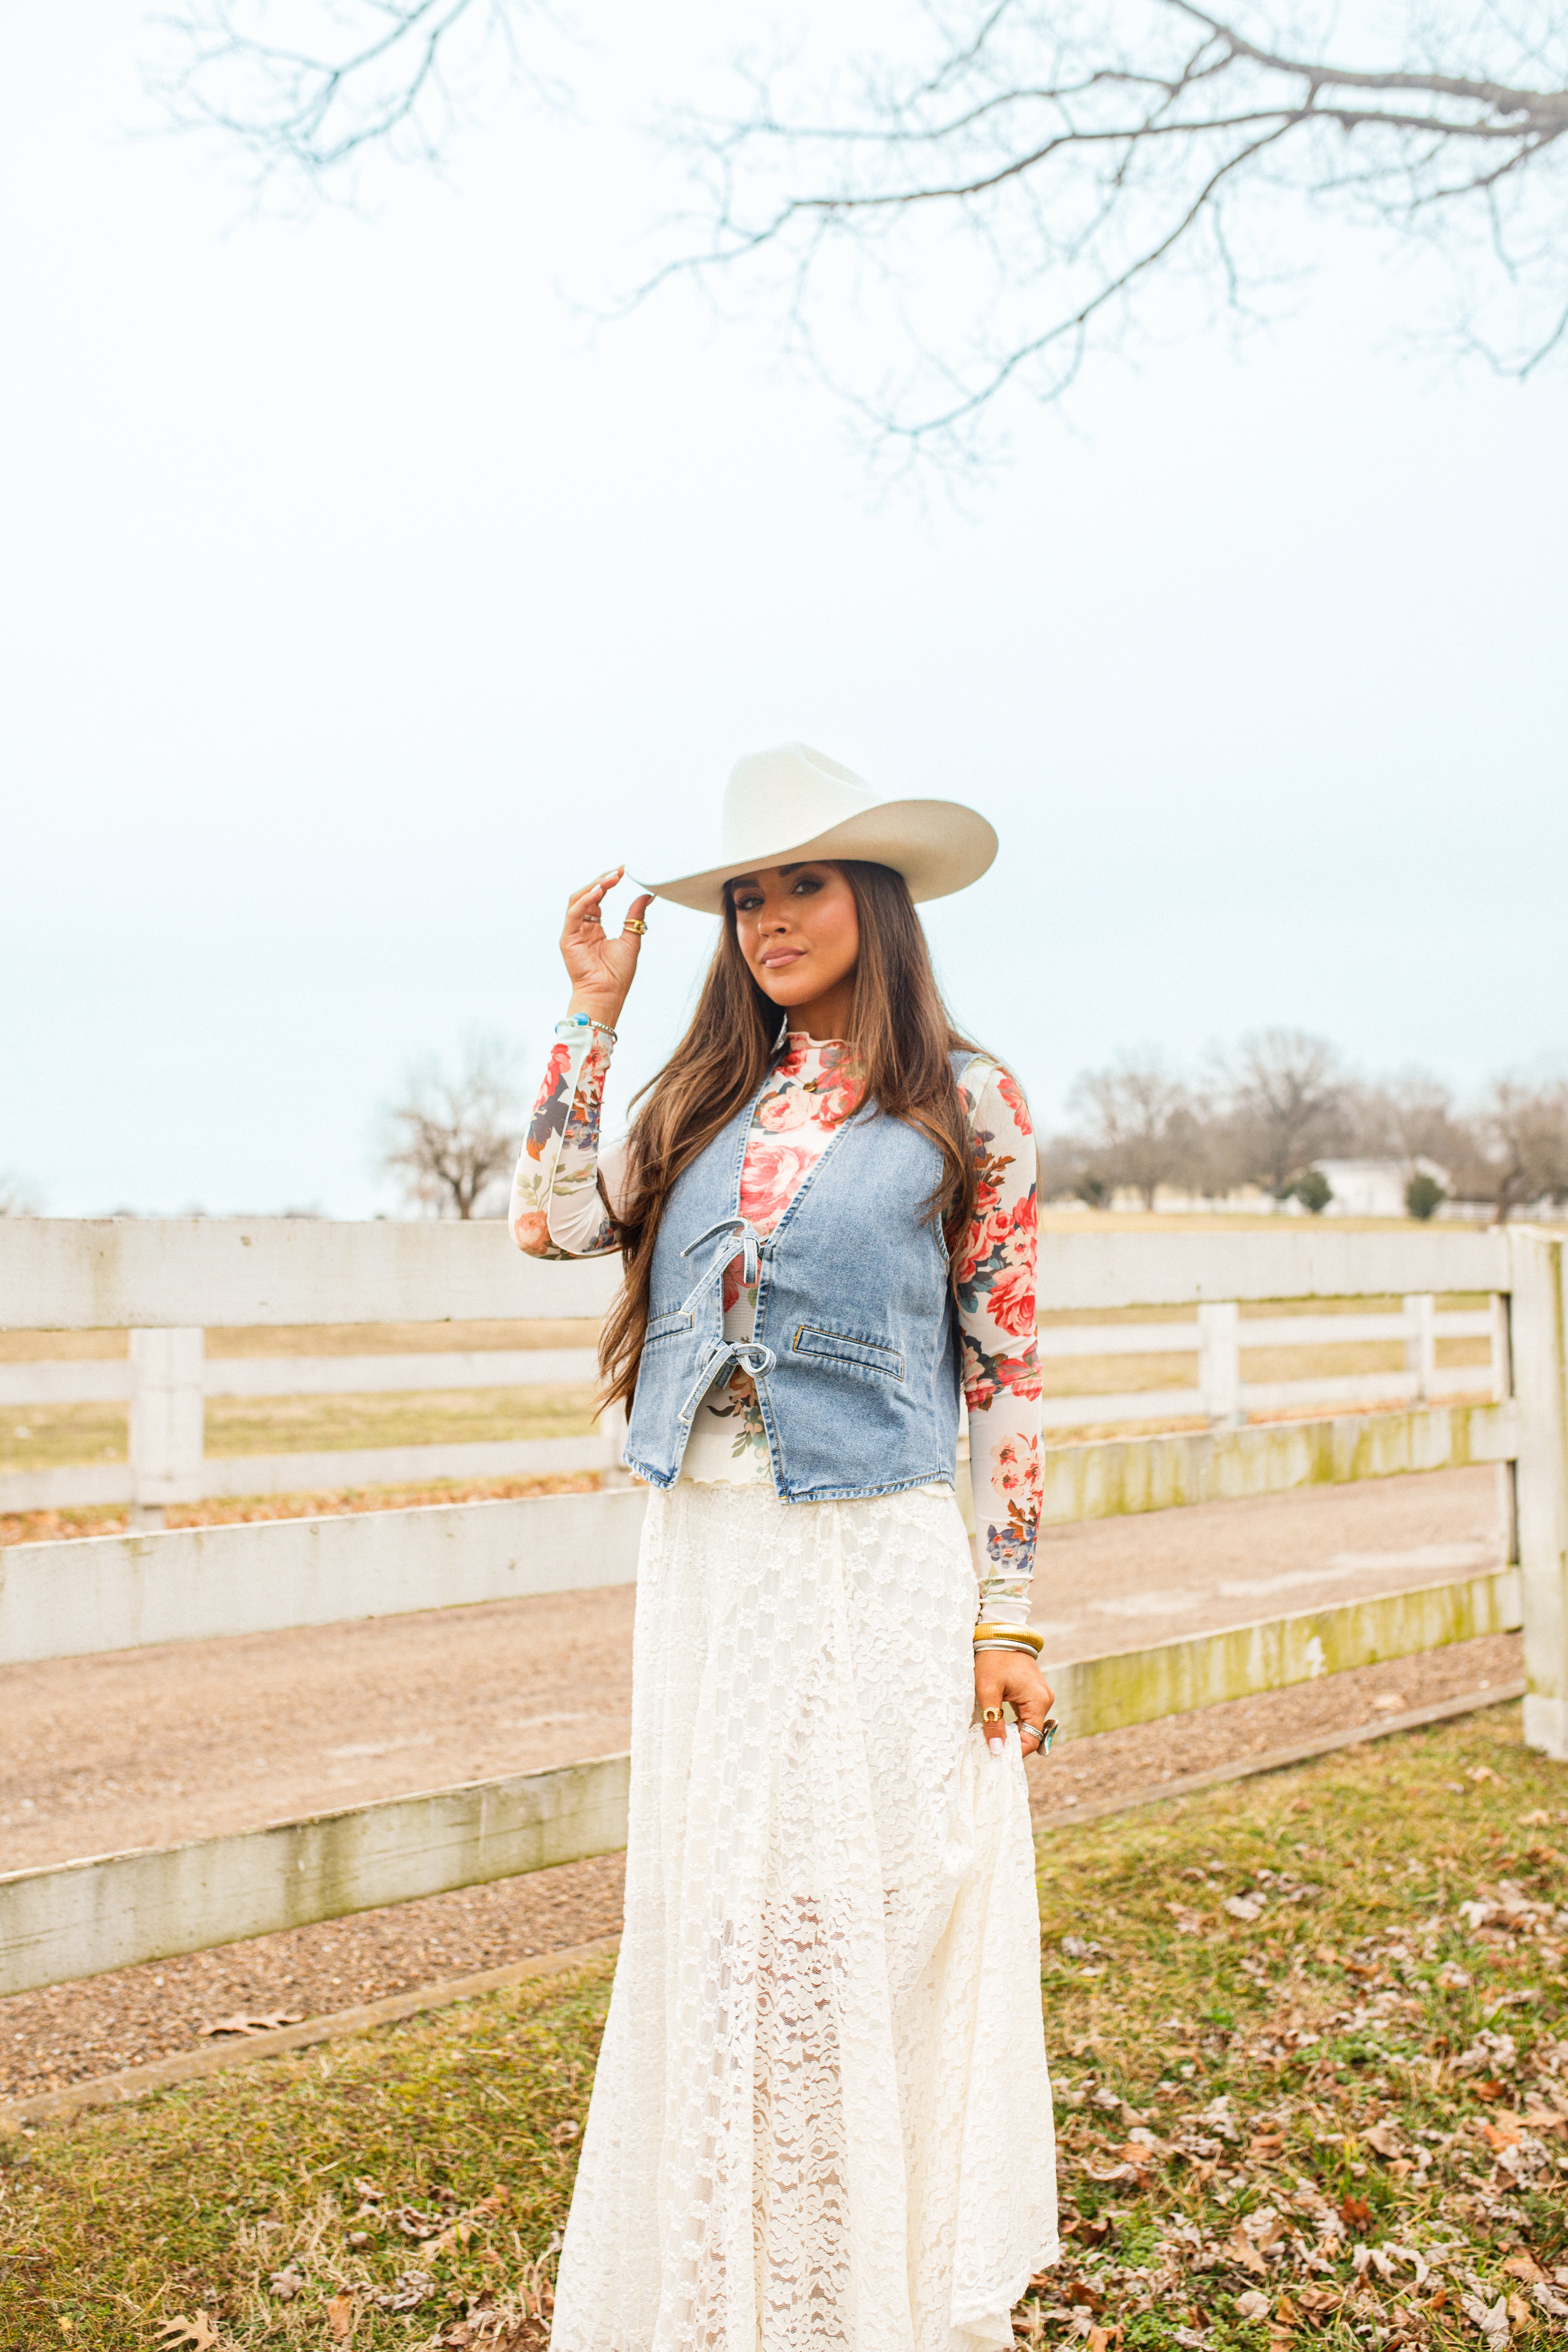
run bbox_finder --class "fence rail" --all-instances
[0,1294,1504,1517]
[0,1215,1563,2000]
[0,1566,1523,1998]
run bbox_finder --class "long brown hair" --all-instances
[598,860,982,1412]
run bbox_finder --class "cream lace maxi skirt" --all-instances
[550,1481,1058,2352]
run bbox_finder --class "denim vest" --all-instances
[623,1060,966,1502]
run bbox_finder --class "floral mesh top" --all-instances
[509,1021,1042,1626]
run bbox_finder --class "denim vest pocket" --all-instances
[646,1307,697,1349]
[789,1324,905,1383]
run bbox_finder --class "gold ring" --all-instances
[981,1707,1003,1725]
[622,918,648,936]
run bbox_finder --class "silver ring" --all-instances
[1019,1721,1044,1745]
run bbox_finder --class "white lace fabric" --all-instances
[551,1483,1058,2352]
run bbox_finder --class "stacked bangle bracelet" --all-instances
[972,1621,1046,1657]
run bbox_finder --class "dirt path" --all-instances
[0,1465,1507,1875]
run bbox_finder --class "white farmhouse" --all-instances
[1309,1157,1449,1217]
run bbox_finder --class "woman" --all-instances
[510,744,1057,2352]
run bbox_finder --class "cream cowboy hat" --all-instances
[639,743,998,914]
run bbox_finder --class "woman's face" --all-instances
[728,862,860,1012]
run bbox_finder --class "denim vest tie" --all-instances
[623,1060,965,1502]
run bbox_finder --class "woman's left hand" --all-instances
[974,1647,1055,1759]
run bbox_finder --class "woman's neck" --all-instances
[780,977,856,1041]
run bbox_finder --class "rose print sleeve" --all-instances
[508,1019,627,1260]
[955,1058,1041,1629]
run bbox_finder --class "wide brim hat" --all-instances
[638,742,998,913]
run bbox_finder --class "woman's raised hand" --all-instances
[562,867,654,1032]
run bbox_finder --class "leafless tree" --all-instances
[1066,1052,1203,1210]
[149,4,1568,452]
[1468,1073,1568,1223]
[379,1037,526,1218]
[1211,1026,1349,1199]
[1344,1069,1490,1185]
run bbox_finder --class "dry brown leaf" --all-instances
[326,2294,354,2341]
[1248,2130,1285,2162]
[1507,2293,1532,2326]
[1235,2290,1270,2320]
[156,2320,220,2352]
[1504,2253,1548,2284]
[1226,2231,1268,2277]
[1364,2122,1404,2158]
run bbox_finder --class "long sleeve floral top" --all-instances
[508,1020,1042,1627]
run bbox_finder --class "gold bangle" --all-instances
[973,1621,1043,1654]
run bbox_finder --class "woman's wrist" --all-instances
[562,1000,621,1037]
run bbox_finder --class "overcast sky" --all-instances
[3,1,1565,1217]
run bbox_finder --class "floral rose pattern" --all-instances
[510,1026,1040,1624]
[953,1068,1041,1615]
[510,1023,618,1261]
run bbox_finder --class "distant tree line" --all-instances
[1039,1030,1568,1226]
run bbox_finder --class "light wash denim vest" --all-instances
[623,1057,968,1501]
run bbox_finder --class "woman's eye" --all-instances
[791,875,823,896]
[734,894,762,913]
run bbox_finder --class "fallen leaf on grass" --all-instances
[1295,2287,1341,2317]
[1247,2129,1285,2162]
[1504,2252,1548,2285]
[1225,2230,1268,2277]
[199,2012,304,2039]
[326,2295,354,2341]
[1224,1894,1266,1924]
[1459,2293,1509,2347]
[156,2321,220,2352]
[1364,2122,1404,2158]
[1235,2289,1271,2319]
[268,2265,306,2300]
[1467,1765,1500,1783]
[374,2272,434,2314]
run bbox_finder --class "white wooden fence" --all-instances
[1,1281,1502,1516]
[1,1216,1564,2001]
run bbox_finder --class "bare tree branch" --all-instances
[146,0,566,189]
[652,0,1568,455]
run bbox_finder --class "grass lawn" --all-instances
[2,1710,1564,2350]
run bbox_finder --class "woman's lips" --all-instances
[760,947,804,968]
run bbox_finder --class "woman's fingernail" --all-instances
[987,1736,1004,1755]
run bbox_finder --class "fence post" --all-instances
[1403,1294,1436,1402]
[1198,1301,1242,1428]
[596,1400,633,1490]
[1509,1231,1568,1760]
[128,1329,206,1530]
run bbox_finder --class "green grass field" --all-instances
[3,1709,1563,2349]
